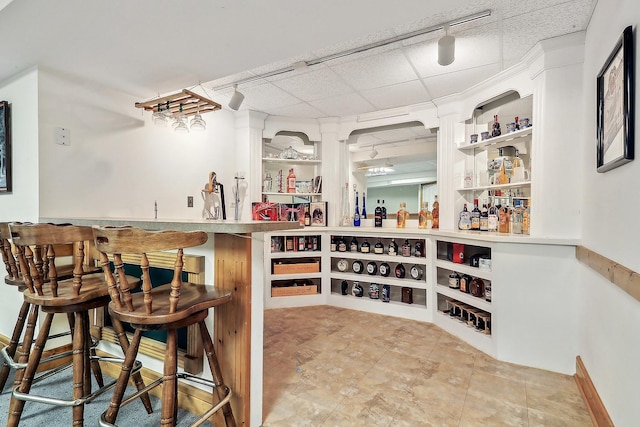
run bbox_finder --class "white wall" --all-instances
[0,68,40,340]
[579,1,640,425]
[37,69,239,220]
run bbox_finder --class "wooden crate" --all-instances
[271,285,318,297]
[273,261,319,275]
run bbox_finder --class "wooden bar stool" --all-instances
[5,222,153,427]
[0,221,101,393]
[93,226,235,427]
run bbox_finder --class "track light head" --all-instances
[369,147,378,159]
[438,25,455,66]
[229,84,245,111]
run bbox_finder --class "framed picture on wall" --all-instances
[310,201,327,226]
[0,100,12,193]
[596,25,634,173]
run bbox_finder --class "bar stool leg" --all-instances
[0,301,30,392]
[72,311,86,426]
[198,320,236,427]
[12,304,39,390]
[7,312,54,427]
[104,329,144,425]
[111,317,153,413]
[161,328,179,427]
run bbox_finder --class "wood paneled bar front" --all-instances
[39,216,302,427]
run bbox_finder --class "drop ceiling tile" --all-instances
[404,21,501,79]
[263,102,327,119]
[359,80,430,110]
[271,66,355,101]
[311,30,400,64]
[309,93,376,118]
[498,0,592,19]
[238,82,302,111]
[422,63,502,99]
[329,49,419,91]
[502,0,594,63]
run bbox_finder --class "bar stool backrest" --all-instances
[9,222,94,297]
[92,226,208,316]
[0,222,20,282]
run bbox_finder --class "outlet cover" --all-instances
[187,196,194,207]
[55,127,70,145]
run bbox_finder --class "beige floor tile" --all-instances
[263,306,592,427]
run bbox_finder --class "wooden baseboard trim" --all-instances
[574,356,614,427]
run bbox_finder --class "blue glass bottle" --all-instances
[361,192,367,219]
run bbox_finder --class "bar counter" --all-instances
[40,216,302,427]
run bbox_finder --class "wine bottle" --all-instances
[330,236,336,252]
[353,191,361,227]
[431,195,439,229]
[488,202,498,232]
[374,200,383,228]
[361,192,367,219]
[471,199,481,231]
[381,200,387,219]
[304,205,311,226]
[458,204,471,230]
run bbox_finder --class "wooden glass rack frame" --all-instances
[135,89,222,117]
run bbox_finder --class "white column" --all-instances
[234,110,268,220]
[318,118,342,226]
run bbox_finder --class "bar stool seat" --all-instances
[5,222,152,427]
[93,226,235,427]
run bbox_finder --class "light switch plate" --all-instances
[55,127,70,145]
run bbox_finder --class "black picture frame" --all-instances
[0,100,11,192]
[596,26,635,173]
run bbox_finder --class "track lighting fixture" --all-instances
[228,84,245,111]
[438,25,455,66]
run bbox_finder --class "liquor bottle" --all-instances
[353,191,361,226]
[458,204,471,230]
[397,202,407,228]
[304,206,311,226]
[414,240,423,257]
[298,236,305,251]
[349,236,358,252]
[488,202,498,232]
[431,195,439,229]
[498,159,508,185]
[471,199,481,231]
[337,236,347,252]
[286,168,296,193]
[418,202,429,229]
[498,205,510,233]
[388,238,398,256]
[480,200,489,231]
[485,283,492,302]
[374,238,384,254]
[512,200,523,234]
[360,239,370,253]
[361,193,367,219]
[330,236,337,252]
[381,200,387,219]
[448,272,460,289]
[263,172,272,193]
[459,274,472,293]
[523,201,530,235]
[401,239,411,257]
[374,200,383,228]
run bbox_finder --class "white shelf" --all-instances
[330,272,428,290]
[435,259,492,280]
[262,192,321,197]
[270,272,322,281]
[457,126,533,153]
[262,158,321,165]
[270,251,322,258]
[330,251,427,264]
[433,311,493,355]
[327,293,430,322]
[435,284,492,312]
[456,181,531,192]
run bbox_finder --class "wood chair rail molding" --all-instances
[575,245,640,303]
[91,249,206,374]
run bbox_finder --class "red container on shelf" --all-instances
[452,243,465,264]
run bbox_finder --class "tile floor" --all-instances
[262,306,592,426]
